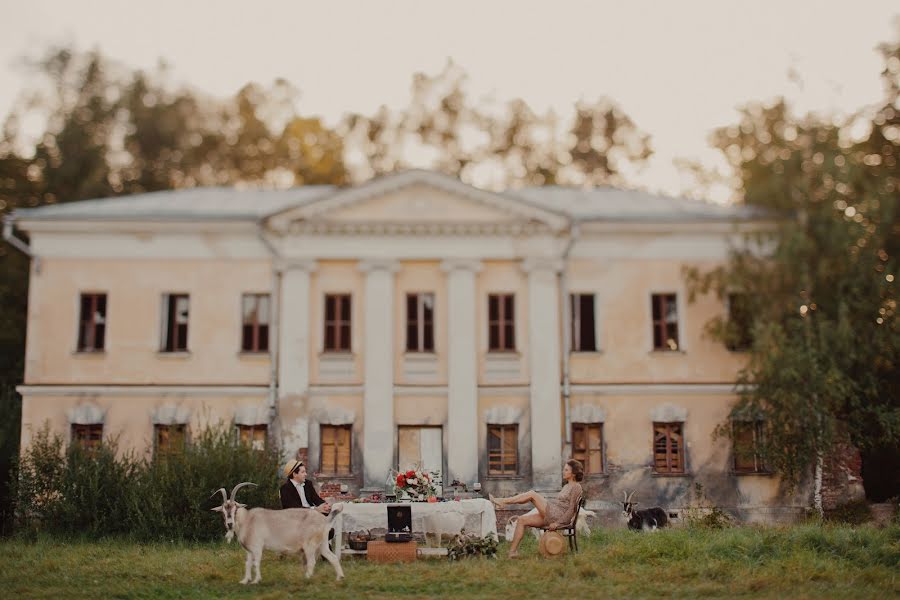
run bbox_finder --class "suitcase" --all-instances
[366,540,418,563]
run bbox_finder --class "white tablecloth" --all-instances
[330,499,497,558]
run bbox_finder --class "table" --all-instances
[330,498,497,559]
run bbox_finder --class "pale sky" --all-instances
[2,1,897,200]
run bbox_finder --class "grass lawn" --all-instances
[1,525,897,599]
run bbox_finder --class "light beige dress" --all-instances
[543,481,583,527]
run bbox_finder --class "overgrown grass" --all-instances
[1,525,897,599]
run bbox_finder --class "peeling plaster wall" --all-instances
[478,395,532,497]
[21,394,268,456]
[571,393,810,524]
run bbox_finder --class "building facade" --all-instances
[11,169,810,522]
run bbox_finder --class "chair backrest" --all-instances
[567,494,586,529]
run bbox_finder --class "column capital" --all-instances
[520,257,565,274]
[275,258,317,274]
[440,258,483,273]
[357,258,401,274]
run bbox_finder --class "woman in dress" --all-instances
[490,459,584,558]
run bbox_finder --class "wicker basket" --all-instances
[366,540,418,563]
[348,539,369,551]
[348,529,371,551]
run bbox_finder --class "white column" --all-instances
[276,259,315,460]
[441,259,482,486]
[359,259,399,490]
[522,258,563,491]
[277,259,316,398]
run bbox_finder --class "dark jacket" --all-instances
[280,479,325,510]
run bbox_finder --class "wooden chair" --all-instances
[540,494,586,553]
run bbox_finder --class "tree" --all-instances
[685,36,900,509]
[339,60,653,188]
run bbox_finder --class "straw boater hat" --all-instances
[282,459,304,479]
[539,530,567,557]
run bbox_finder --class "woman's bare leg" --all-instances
[509,513,544,556]
[492,490,549,517]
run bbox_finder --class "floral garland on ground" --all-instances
[447,530,498,560]
[393,468,439,500]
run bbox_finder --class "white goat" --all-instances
[504,508,596,541]
[211,482,344,585]
[422,510,466,547]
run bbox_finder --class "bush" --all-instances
[682,482,734,530]
[15,423,282,541]
[824,500,872,525]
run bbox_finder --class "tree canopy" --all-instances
[685,34,899,501]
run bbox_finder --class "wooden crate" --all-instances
[366,540,417,564]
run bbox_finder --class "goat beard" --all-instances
[225,530,235,543]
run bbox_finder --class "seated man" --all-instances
[281,460,335,543]
[280,460,331,514]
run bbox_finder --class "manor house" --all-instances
[11,169,813,521]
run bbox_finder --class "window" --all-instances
[155,424,187,457]
[726,293,754,351]
[733,421,767,473]
[572,423,603,474]
[320,425,352,475]
[398,426,443,474]
[651,294,679,351]
[406,293,435,352]
[488,294,515,351]
[72,424,103,450]
[324,294,352,352]
[653,422,685,474]
[161,294,190,352]
[570,294,597,352]
[242,293,270,352]
[77,293,107,352]
[237,424,267,451]
[487,424,518,475]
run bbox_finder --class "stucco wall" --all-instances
[24,257,273,386]
[21,393,268,456]
[570,393,808,523]
[566,257,747,383]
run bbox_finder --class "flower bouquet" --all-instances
[392,467,439,501]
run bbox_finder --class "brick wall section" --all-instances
[495,507,531,538]
[318,481,356,501]
[822,437,866,510]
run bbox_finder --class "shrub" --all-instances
[682,483,734,530]
[824,500,872,525]
[15,422,282,541]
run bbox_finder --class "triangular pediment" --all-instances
[265,170,569,234]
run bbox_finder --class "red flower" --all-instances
[406,470,416,479]
[427,496,438,503]
[396,474,406,486]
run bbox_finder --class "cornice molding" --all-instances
[286,220,553,237]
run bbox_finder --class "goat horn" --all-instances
[210,488,228,504]
[627,490,636,503]
[623,491,628,503]
[230,481,257,501]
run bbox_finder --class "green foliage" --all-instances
[14,423,282,541]
[824,500,873,526]
[446,530,498,560]
[685,33,900,494]
[0,386,21,535]
[681,483,734,530]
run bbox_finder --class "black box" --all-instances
[386,504,412,543]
